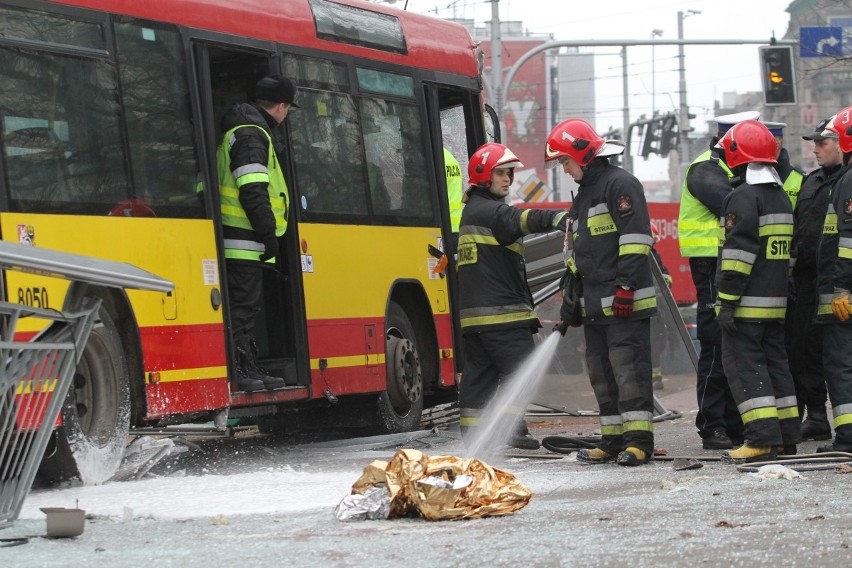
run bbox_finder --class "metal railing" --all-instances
[0,241,172,528]
[0,300,99,527]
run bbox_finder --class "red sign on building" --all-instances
[481,39,550,188]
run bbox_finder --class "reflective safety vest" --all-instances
[217,124,288,263]
[444,148,463,232]
[678,151,733,257]
[782,169,804,210]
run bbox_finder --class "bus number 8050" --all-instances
[17,286,49,309]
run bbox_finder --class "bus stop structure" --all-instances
[0,241,171,527]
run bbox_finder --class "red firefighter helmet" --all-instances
[467,143,523,187]
[544,118,605,167]
[826,106,852,153]
[716,119,777,169]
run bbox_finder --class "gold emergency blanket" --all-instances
[350,449,532,521]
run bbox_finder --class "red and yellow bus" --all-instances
[0,0,487,483]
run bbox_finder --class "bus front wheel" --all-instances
[39,306,131,485]
[378,301,424,433]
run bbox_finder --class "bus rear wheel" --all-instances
[378,301,424,433]
[38,307,130,485]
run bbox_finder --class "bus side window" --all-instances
[289,89,368,217]
[0,44,130,214]
[3,127,72,205]
[114,21,203,219]
[360,98,432,225]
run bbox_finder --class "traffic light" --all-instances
[658,114,679,157]
[759,45,797,105]
[640,120,660,159]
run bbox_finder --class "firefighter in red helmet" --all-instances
[813,108,852,453]
[548,118,657,466]
[457,143,567,451]
[714,119,799,463]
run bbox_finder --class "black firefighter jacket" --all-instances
[817,163,852,322]
[457,187,565,333]
[716,177,793,321]
[567,158,657,323]
[792,163,843,278]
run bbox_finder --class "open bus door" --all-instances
[424,84,487,385]
[189,42,309,393]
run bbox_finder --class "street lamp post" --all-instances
[651,29,663,118]
[676,10,701,195]
[491,0,502,123]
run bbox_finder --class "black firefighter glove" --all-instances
[259,235,280,262]
[716,302,737,336]
[552,321,569,336]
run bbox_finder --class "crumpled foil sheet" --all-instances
[335,449,532,521]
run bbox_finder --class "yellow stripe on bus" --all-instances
[310,354,386,370]
[151,366,228,383]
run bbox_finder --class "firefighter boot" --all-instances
[236,336,286,390]
[616,447,650,467]
[235,368,264,393]
[509,422,541,450]
[800,405,832,441]
[576,448,615,464]
[720,445,777,464]
[816,428,852,453]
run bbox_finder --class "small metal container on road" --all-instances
[41,507,86,538]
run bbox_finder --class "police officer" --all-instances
[814,108,852,453]
[678,111,758,450]
[762,121,805,208]
[548,119,657,467]
[445,147,464,234]
[788,117,842,441]
[457,143,566,451]
[442,146,464,265]
[714,120,799,463]
[217,74,297,392]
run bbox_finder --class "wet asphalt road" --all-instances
[4,389,852,568]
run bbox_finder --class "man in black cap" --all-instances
[787,117,842,441]
[216,74,298,392]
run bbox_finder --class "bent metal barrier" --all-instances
[0,299,99,527]
[0,241,172,528]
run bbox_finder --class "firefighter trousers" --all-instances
[721,321,800,447]
[459,327,535,440]
[690,257,743,441]
[786,276,827,409]
[583,319,654,456]
[823,323,852,446]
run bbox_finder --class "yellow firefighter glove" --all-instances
[831,288,852,322]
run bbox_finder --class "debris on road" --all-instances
[749,464,801,480]
[336,449,531,521]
